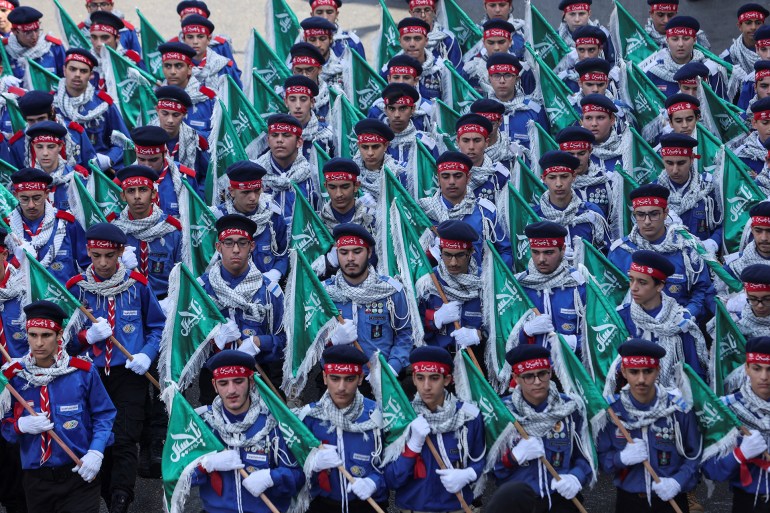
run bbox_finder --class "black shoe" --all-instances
[110,491,130,513]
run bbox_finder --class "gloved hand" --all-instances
[72,450,103,482]
[406,415,431,453]
[436,467,477,494]
[511,436,545,464]
[562,334,578,351]
[726,293,747,314]
[242,469,273,497]
[214,319,241,350]
[651,477,681,501]
[346,477,377,500]
[522,315,554,337]
[17,413,53,434]
[450,327,480,348]
[95,153,112,171]
[237,337,261,357]
[13,241,35,262]
[551,473,581,500]
[126,353,152,375]
[619,439,649,466]
[701,238,719,254]
[326,247,339,268]
[433,301,461,329]
[738,429,768,460]
[262,269,281,284]
[312,445,342,472]
[158,297,172,317]
[200,449,244,472]
[86,318,112,345]
[120,245,138,270]
[330,320,357,346]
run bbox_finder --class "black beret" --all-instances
[354,119,395,141]
[333,222,375,247]
[572,25,607,45]
[481,19,515,37]
[300,16,337,33]
[524,220,569,240]
[381,82,420,104]
[470,99,505,117]
[89,10,124,32]
[155,86,193,109]
[658,132,697,151]
[505,344,551,370]
[741,264,770,287]
[538,150,580,173]
[752,97,770,114]
[18,90,54,117]
[436,151,474,172]
[7,6,41,25]
[629,183,671,203]
[65,48,98,69]
[580,93,618,113]
[665,15,700,33]
[323,157,360,179]
[290,42,326,66]
[618,338,666,359]
[455,113,493,135]
[23,300,67,328]
[226,161,267,181]
[631,249,675,279]
[574,57,611,77]
[409,346,453,372]
[436,220,479,245]
[206,349,258,372]
[397,17,430,33]
[116,165,159,185]
[321,345,369,367]
[131,126,170,148]
[387,54,423,77]
[283,74,319,97]
[11,167,52,188]
[180,14,215,33]
[746,336,770,356]
[176,0,211,17]
[26,120,67,140]
[665,93,700,111]
[215,214,258,238]
[85,222,128,246]
[486,52,521,72]
[555,126,596,146]
[673,62,709,82]
[158,42,197,60]
[750,201,770,217]
[558,0,591,10]
[737,3,769,20]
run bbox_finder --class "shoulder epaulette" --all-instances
[68,121,85,134]
[8,130,24,145]
[168,36,180,43]
[55,210,75,223]
[478,197,497,213]
[165,215,182,231]
[199,86,216,99]
[77,21,86,30]
[213,35,228,45]
[122,20,135,31]
[129,270,149,285]
[609,238,625,251]
[178,165,195,178]
[198,134,209,150]
[65,274,85,289]
[2,39,8,46]
[69,358,92,372]
[386,276,403,292]
[124,50,141,64]
[7,86,24,97]
[74,164,89,177]
[96,90,114,105]
[226,60,234,68]
[45,35,62,46]
[2,361,21,380]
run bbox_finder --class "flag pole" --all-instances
[236,468,280,513]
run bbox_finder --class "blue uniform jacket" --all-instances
[0,288,25,358]
[260,154,319,226]
[123,218,182,298]
[8,35,65,80]
[500,101,549,150]
[654,173,723,246]
[9,121,98,171]
[419,271,484,350]
[646,61,725,99]
[332,31,365,60]
[386,130,439,169]
[186,89,217,138]
[156,163,199,217]
[471,163,510,204]
[1,358,116,469]
[166,134,211,195]
[533,200,610,252]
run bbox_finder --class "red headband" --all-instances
[357,133,388,144]
[157,99,187,113]
[632,196,667,209]
[660,146,696,157]
[484,28,511,40]
[180,7,208,17]
[0,0,15,8]
[437,161,470,174]
[752,216,770,227]
[529,237,565,248]
[292,55,322,67]
[65,53,94,68]
[440,238,472,250]
[229,179,262,190]
[324,171,357,182]
[336,235,369,248]
[324,363,363,375]
[26,318,62,332]
[477,112,502,123]
[666,27,696,38]
[488,64,519,75]
[630,261,668,281]
[575,37,601,47]
[311,0,338,9]
[304,28,331,38]
[758,38,770,48]
[757,69,770,81]
[409,0,435,8]
[212,366,254,379]
[621,356,659,368]
[563,3,589,12]
[91,23,119,37]
[739,11,766,23]
[412,361,450,375]
[285,85,314,98]
[31,135,63,146]
[513,358,550,376]
[383,95,415,106]
[14,21,39,32]
[745,282,770,292]
[582,103,612,115]
[219,228,252,241]
[389,65,418,77]
[747,352,770,364]
[162,52,193,65]
[677,77,698,85]
[13,181,48,192]
[135,145,165,156]
[580,72,607,82]
[399,26,428,37]
[649,3,677,12]
[667,102,697,115]
[121,176,154,189]
[87,239,122,249]
[542,165,575,176]
[754,110,770,121]
[182,24,211,35]
[457,123,489,138]
[559,141,591,151]
[268,123,302,137]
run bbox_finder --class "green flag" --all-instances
[369,351,417,454]
[101,46,158,131]
[206,100,249,204]
[0,183,17,218]
[482,241,537,392]
[435,0,482,53]
[162,390,225,513]
[23,251,84,335]
[159,264,226,393]
[281,250,340,398]
[391,197,434,291]
[374,0,401,70]
[500,182,541,272]
[553,332,610,424]
[526,121,559,176]
[412,139,438,199]
[290,182,334,265]
[0,370,8,412]
[244,29,292,95]
[618,61,666,142]
[4,95,25,135]
[265,0,300,61]
[526,44,581,135]
[53,0,91,50]
[331,93,364,159]
[24,59,60,92]
[715,147,765,254]
[0,38,13,77]
[435,99,461,136]
[87,165,126,221]
[696,43,733,77]
[574,238,628,306]
[344,49,387,115]
[608,1,658,65]
[251,71,288,122]
[179,180,217,277]
[67,174,107,230]
[700,81,749,143]
[618,127,663,185]
[609,166,639,238]
[222,75,265,158]
[440,60,482,115]
[581,277,630,386]
[676,228,743,293]
[695,123,722,175]
[709,299,747,396]
[136,9,165,81]
[311,142,332,203]
[524,0,570,70]
[513,157,547,206]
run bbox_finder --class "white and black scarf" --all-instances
[352,152,405,201]
[390,120,418,154]
[326,267,397,305]
[149,117,199,170]
[112,204,177,243]
[419,191,477,223]
[6,32,51,64]
[319,200,373,232]
[590,129,622,161]
[509,382,578,437]
[416,257,481,303]
[304,391,380,435]
[16,351,77,389]
[7,204,67,268]
[468,155,500,193]
[192,49,230,88]
[413,391,475,435]
[486,130,518,164]
[738,302,770,338]
[208,260,269,323]
[538,191,607,249]
[728,241,770,278]
[222,195,276,242]
[644,19,710,49]
[202,388,277,449]
[53,79,110,125]
[488,86,529,116]
[656,170,718,230]
[77,262,137,299]
[734,131,767,162]
[256,151,313,193]
[644,47,713,84]
[728,36,759,76]
[731,379,770,445]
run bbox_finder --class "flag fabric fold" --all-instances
[709,298,748,396]
[179,180,218,276]
[608,1,658,65]
[265,0,301,62]
[369,351,417,464]
[67,174,108,230]
[374,0,401,71]
[524,1,570,70]
[53,0,92,50]
[243,28,292,98]
[136,9,166,81]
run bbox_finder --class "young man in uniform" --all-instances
[5,7,65,81]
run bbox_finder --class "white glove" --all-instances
[739,429,768,460]
[326,247,339,268]
[214,319,241,350]
[262,269,281,283]
[237,337,261,357]
[126,353,152,375]
[511,436,545,464]
[652,477,681,502]
[433,301,461,329]
[158,297,172,317]
[562,334,578,351]
[312,445,343,472]
[451,327,480,348]
[346,477,377,500]
[522,315,554,336]
[619,439,649,466]
[701,238,719,254]
[86,318,112,345]
[16,413,53,434]
[201,449,244,472]
[436,467,477,494]
[242,469,273,497]
[72,450,103,482]
[727,293,747,314]
[551,473,581,500]
[120,245,138,270]
[13,241,34,262]
[95,153,112,171]
[330,320,357,346]
[406,415,431,453]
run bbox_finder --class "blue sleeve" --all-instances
[272,216,289,277]
[139,285,165,361]
[569,414,593,485]
[68,220,91,271]
[384,452,417,489]
[670,410,702,488]
[686,253,712,318]
[270,429,306,496]
[53,44,66,77]
[85,367,117,454]
[702,444,740,481]
[465,415,486,478]
[104,105,130,166]
[492,218,513,268]
[76,132,97,168]
[257,288,286,360]
[190,465,208,487]
[596,415,624,474]
[224,65,243,89]
[121,29,142,56]
[388,290,413,374]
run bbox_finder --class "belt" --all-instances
[25,465,73,481]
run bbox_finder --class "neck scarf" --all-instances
[390,120,418,150]
[489,84,529,115]
[738,302,770,338]
[417,257,481,303]
[468,155,499,193]
[6,32,52,63]
[510,382,578,437]
[203,388,277,449]
[7,204,67,268]
[149,117,199,169]
[590,129,622,161]
[258,151,313,192]
[326,267,397,304]
[626,224,705,288]
[485,130,517,164]
[208,260,269,322]
[54,78,110,125]
[193,48,230,87]
[619,384,685,430]
[735,132,767,162]
[729,35,759,76]
[319,199,373,232]
[728,241,770,278]
[419,191,477,223]
[321,51,345,87]
[112,204,177,242]
[77,262,137,298]
[573,161,610,189]
[645,18,666,46]
[518,259,581,292]
[306,391,380,434]
[413,391,475,434]
[656,170,717,229]
[316,80,330,113]
[223,194,275,239]
[178,75,211,105]
[756,162,770,196]
[16,350,77,389]
[0,265,24,306]
[648,47,709,83]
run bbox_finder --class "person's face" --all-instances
[358,142,387,169]
[412,371,451,410]
[564,148,591,175]
[650,10,676,34]
[0,6,13,32]
[581,112,614,142]
[268,131,302,160]
[323,373,363,409]
[384,104,414,132]
[628,270,664,309]
[457,132,488,166]
[438,170,468,203]
[410,6,435,27]
[182,32,211,58]
[216,236,255,276]
[579,79,608,96]
[747,291,770,318]
[751,225,770,257]
[229,188,262,214]
[87,246,124,279]
[388,73,420,88]
[86,0,114,14]
[440,247,472,275]
[325,180,359,213]
[752,118,770,142]
[759,45,770,60]
[663,155,692,185]
[292,64,322,82]
[756,77,770,100]
[15,190,47,221]
[739,18,764,46]
[666,35,695,64]
[64,62,92,95]
[543,171,575,201]
[25,113,52,126]
[576,44,600,60]
[513,368,552,405]
[484,1,512,20]
[27,327,63,368]
[400,33,427,59]
[306,34,332,57]
[563,9,590,31]
[89,30,118,53]
[136,153,164,172]
[621,366,660,403]
[678,82,699,96]
[311,5,338,24]
[285,94,314,124]
[213,376,252,415]
[483,36,511,55]
[32,142,63,172]
[157,108,185,136]
[489,72,518,100]
[120,185,156,219]
[337,245,371,280]
[530,246,564,275]
[163,59,192,87]
[633,206,668,241]
[669,110,698,135]
[12,26,40,48]
[747,361,770,400]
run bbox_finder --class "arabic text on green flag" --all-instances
[290,182,334,264]
[53,0,92,50]
[608,1,658,65]
[244,29,292,95]
[501,182,541,272]
[582,277,629,386]
[68,174,107,229]
[370,351,417,458]
[374,0,401,70]
[179,180,218,277]
[709,299,747,396]
[136,9,166,81]
[715,147,765,254]
[266,0,300,62]
[525,1,570,70]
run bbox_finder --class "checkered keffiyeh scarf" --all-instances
[208,260,268,322]
[509,382,578,437]
[305,391,379,434]
[326,267,397,304]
